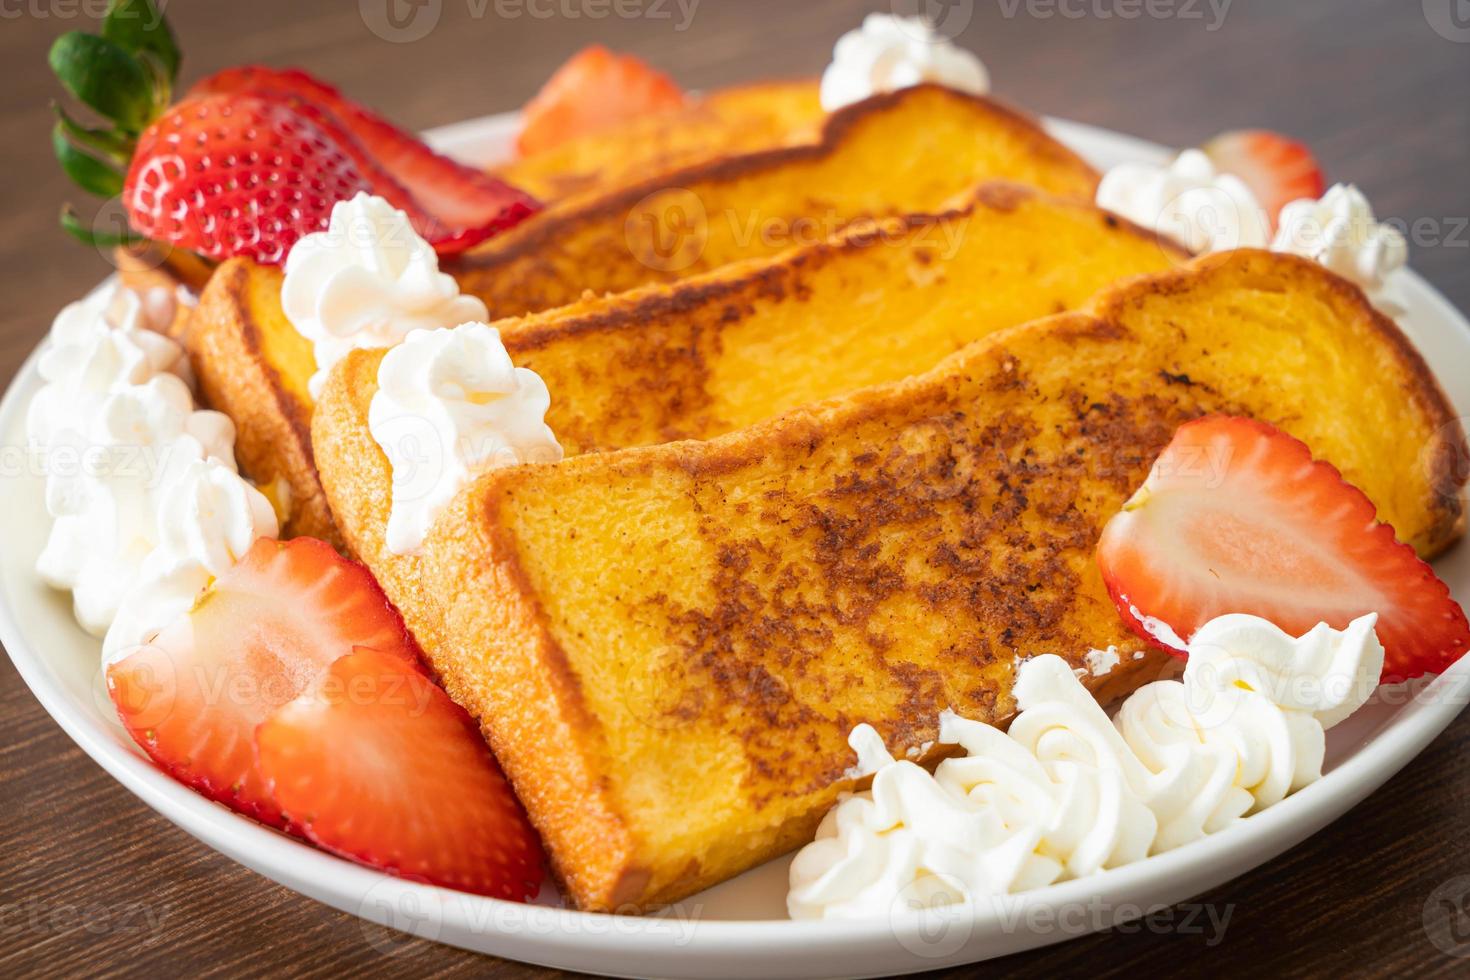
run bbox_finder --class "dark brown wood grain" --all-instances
[2,0,1469,976]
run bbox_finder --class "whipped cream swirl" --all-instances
[788,614,1383,919]
[27,285,277,660]
[281,194,488,398]
[102,457,280,662]
[1096,149,1270,254]
[819,14,989,112]
[1272,184,1409,315]
[369,323,562,555]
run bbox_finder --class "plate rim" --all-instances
[3,109,1469,976]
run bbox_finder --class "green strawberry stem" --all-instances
[48,0,178,247]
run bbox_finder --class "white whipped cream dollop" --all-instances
[369,323,562,556]
[27,285,277,661]
[281,193,488,399]
[819,14,988,112]
[101,457,279,663]
[1096,149,1270,254]
[1272,184,1409,315]
[26,288,190,449]
[788,614,1384,920]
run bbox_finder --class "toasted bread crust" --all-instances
[188,260,339,544]
[451,85,1100,317]
[304,184,1185,548]
[414,252,1464,911]
[489,183,1185,454]
[313,188,1190,905]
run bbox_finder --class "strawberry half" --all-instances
[123,95,374,266]
[256,646,544,900]
[191,66,539,253]
[1203,129,1326,230]
[1096,416,1470,681]
[517,45,685,157]
[107,538,420,826]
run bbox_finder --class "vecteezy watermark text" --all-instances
[995,0,1233,31]
[0,898,171,938]
[0,0,167,22]
[890,882,1235,959]
[360,0,700,43]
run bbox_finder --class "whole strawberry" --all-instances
[49,0,538,265]
[123,95,371,265]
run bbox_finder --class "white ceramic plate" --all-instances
[3,111,1469,980]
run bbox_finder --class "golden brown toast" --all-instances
[451,84,1101,318]
[211,184,1181,546]
[185,259,334,542]
[311,184,1185,681]
[319,251,1463,911]
[494,80,826,202]
[313,185,1185,697]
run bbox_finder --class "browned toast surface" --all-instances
[326,252,1463,911]
[314,184,1183,640]
[497,184,1186,453]
[187,259,336,543]
[211,183,1171,550]
[451,85,1100,318]
[494,80,826,202]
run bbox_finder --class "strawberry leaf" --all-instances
[48,32,153,133]
[101,0,180,84]
[59,205,146,248]
[52,122,124,197]
[51,103,132,166]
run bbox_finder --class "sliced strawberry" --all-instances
[1096,416,1470,681]
[107,538,420,826]
[123,95,374,265]
[517,45,685,157]
[1203,129,1326,230]
[191,66,540,253]
[256,647,544,900]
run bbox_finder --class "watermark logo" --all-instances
[888,417,977,502]
[890,874,974,958]
[1420,416,1470,512]
[361,0,443,43]
[891,0,976,41]
[372,411,446,507]
[1424,0,1470,42]
[358,878,445,954]
[625,188,709,273]
[1424,875,1470,957]
[620,644,697,731]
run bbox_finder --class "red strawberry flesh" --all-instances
[255,646,544,900]
[123,95,374,266]
[1203,129,1326,230]
[107,538,420,825]
[516,45,685,157]
[1096,415,1470,681]
[191,66,540,252]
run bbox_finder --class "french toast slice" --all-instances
[494,80,826,202]
[185,259,334,542]
[450,84,1101,318]
[311,185,1184,673]
[213,184,1182,546]
[399,252,1460,912]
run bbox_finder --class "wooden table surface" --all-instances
[3,0,1469,976]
